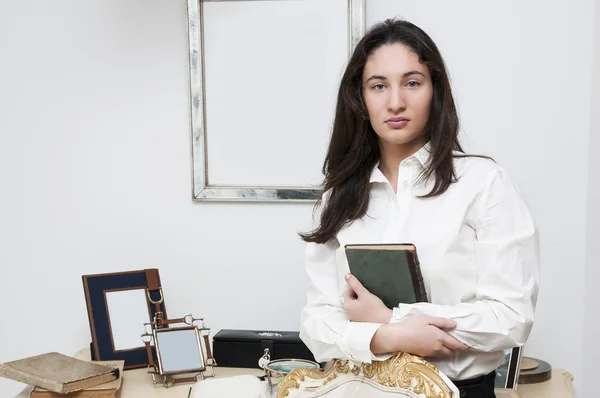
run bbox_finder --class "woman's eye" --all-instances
[373,84,386,91]
[406,81,421,88]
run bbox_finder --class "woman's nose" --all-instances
[387,87,407,113]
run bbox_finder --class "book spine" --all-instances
[407,250,428,302]
[31,389,119,398]
[0,365,63,393]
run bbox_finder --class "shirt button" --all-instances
[402,181,408,188]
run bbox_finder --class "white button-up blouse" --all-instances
[299,143,539,380]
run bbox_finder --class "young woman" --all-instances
[298,18,539,398]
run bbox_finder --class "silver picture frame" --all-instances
[153,325,207,377]
[185,0,366,202]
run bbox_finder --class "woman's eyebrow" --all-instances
[365,70,426,82]
[366,75,387,82]
[403,70,426,78]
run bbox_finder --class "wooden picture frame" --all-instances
[82,269,168,369]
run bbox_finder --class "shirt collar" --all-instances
[369,141,431,183]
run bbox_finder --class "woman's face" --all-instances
[362,43,433,150]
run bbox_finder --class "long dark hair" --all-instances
[300,18,475,244]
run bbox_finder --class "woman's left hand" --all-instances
[343,273,393,324]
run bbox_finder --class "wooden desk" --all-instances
[14,352,575,398]
[13,365,264,398]
[513,369,575,398]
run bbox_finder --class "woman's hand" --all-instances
[343,273,469,358]
[343,273,392,324]
[370,315,470,358]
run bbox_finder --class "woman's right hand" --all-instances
[370,315,469,358]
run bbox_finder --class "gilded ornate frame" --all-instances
[278,352,458,398]
[185,0,366,202]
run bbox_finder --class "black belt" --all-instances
[452,370,496,398]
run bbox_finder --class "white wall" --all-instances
[0,1,315,396]
[0,1,596,397]
[584,0,600,395]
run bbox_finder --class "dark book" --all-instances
[344,243,428,309]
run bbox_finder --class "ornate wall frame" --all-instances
[186,0,366,202]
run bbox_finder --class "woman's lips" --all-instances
[386,118,409,129]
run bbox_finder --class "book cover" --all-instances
[344,243,428,309]
[30,360,124,398]
[0,352,120,394]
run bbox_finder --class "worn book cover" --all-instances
[345,243,428,309]
[30,360,124,398]
[0,352,120,394]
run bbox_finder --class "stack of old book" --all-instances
[0,352,124,397]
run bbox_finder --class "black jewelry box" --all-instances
[213,329,317,368]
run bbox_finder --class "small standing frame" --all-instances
[141,313,216,387]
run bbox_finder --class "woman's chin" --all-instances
[378,131,422,147]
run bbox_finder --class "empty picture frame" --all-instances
[82,269,168,369]
[186,0,366,202]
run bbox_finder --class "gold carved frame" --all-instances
[278,352,457,398]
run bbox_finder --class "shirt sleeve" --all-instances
[299,235,392,364]
[392,166,540,353]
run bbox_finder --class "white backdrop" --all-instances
[584,0,600,393]
[0,1,597,397]
[203,0,347,186]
